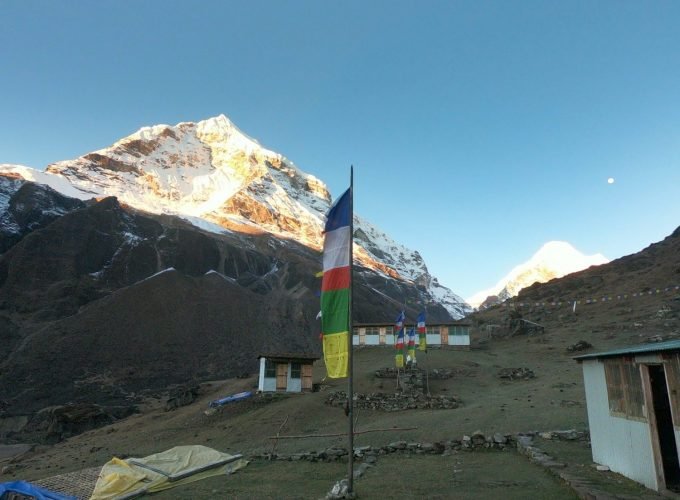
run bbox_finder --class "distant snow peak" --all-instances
[467,240,608,308]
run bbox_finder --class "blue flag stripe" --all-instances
[324,189,351,232]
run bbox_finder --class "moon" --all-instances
[607,177,615,184]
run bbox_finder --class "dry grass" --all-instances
[5,290,678,497]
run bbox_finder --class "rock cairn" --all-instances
[497,367,535,380]
[566,340,593,352]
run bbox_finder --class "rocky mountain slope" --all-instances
[0,178,456,434]
[0,114,471,440]
[0,114,469,318]
[467,241,609,308]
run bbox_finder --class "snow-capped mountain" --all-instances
[467,241,609,308]
[0,114,469,317]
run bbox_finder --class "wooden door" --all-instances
[301,364,313,391]
[276,363,287,391]
[441,327,449,345]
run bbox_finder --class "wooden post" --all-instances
[347,166,355,494]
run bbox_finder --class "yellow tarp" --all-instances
[90,445,248,499]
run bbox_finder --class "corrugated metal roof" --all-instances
[573,339,680,361]
[353,321,471,327]
[257,352,320,361]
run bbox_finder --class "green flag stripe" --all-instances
[321,288,350,335]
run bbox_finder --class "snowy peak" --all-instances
[467,241,608,308]
[0,114,470,318]
[45,115,331,227]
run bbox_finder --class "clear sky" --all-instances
[1,0,679,299]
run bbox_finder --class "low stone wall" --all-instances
[325,391,460,411]
[374,367,453,380]
[254,429,590,499]
[255,430,513,463]
[255,429,589,464]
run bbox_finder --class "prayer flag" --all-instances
[407,326,416,362]
[394,311,405,368]
[417,311,427,351]
[320,189,351,378]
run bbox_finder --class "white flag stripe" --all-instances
[323,226,350,271]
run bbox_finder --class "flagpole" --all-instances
[347,165,355,494]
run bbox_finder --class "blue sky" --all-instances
[1,0,679,299]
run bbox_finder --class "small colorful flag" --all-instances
[320,189,351,378]
[417,311,427,351]
[394,311,405,368]
[407,326,416,362]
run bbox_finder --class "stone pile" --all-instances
[374,367,452,380]
[566,340,592,352]
[497,367,535,380]
[325,391,459,411]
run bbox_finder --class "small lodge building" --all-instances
[574,340,680,492]
[352,320,471,349]
[257,353,318,393]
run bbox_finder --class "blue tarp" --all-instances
[208,391,252,408]
[0,481,76,500]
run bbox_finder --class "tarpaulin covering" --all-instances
[0,480,76,500]
[89,445,247,499]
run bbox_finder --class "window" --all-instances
[352,327,359,336]
[452,326,469,336]
[365,327,379,336]
[604,359,645,420]
[265,359,276,378]
[291,362,301,379]
[426,326,440,336]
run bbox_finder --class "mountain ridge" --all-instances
[0,114,469,317]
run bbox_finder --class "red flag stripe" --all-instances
[321,266,350,292]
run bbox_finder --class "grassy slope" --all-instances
[3,252,678,497]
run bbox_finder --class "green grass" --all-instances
[152,451,578,500]
[153,460,347,499]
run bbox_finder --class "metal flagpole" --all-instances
[347,166,355,494]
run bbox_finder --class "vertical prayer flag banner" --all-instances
[407,326,416,361]
[320,189,351,378]
[394,311,405,368]
[417,311,427,351]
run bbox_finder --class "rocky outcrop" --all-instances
[0,177,85,253]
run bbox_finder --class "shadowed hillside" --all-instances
[0,185,454,440]
[470,225,680,349]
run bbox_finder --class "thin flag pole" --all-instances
[347,166,355,494]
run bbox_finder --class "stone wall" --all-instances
[325,391,459,411]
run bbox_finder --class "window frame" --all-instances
[264,359,276,378]
[290,362,301,379]
[603,358,646,421]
